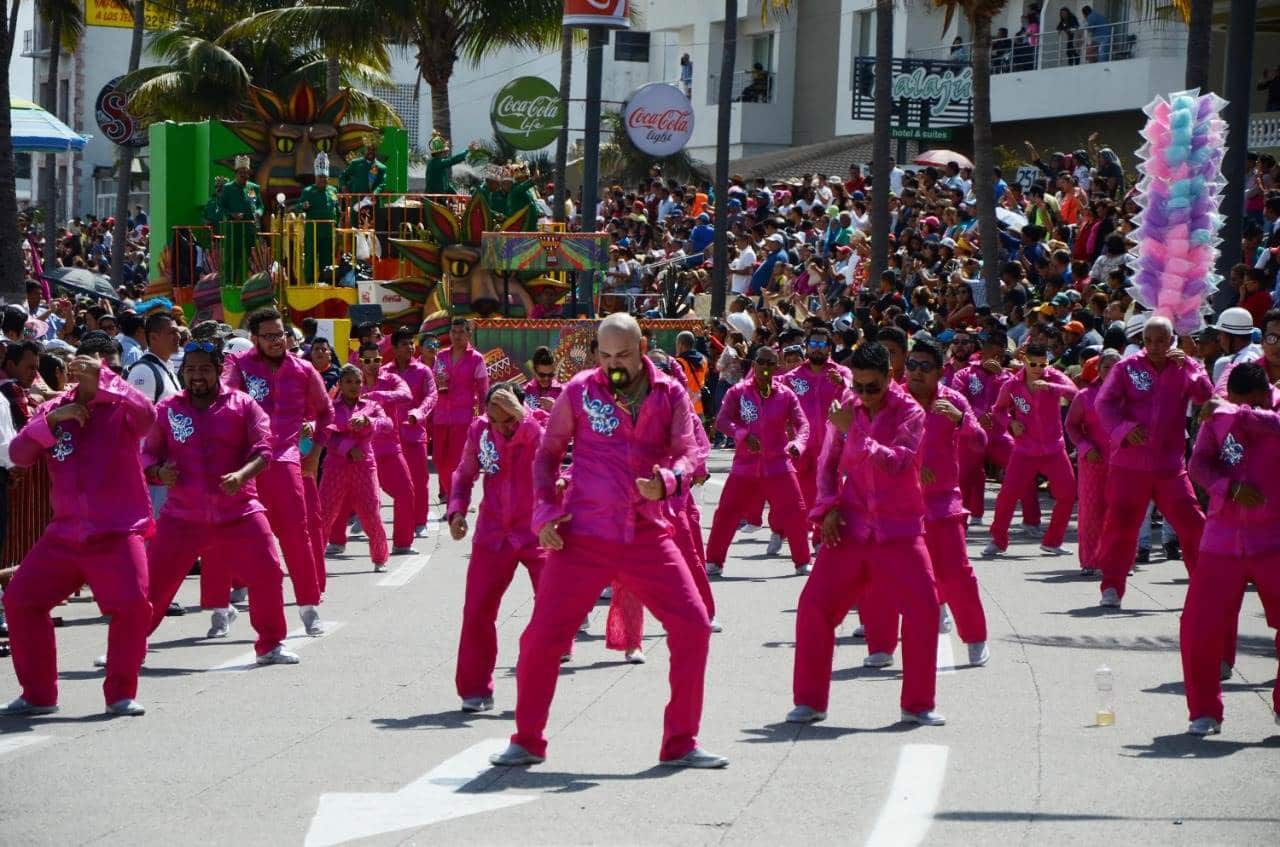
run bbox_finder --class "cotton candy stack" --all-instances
[1127,89,1228,335]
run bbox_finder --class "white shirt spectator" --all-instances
[126,351,181,404]
[0,396,16,470]
[730,244,756,295]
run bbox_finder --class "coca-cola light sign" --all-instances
[490,77,565,150]
[623,83,695,157]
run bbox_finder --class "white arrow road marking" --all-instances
[303,738,535,847]
[864,743,949,847]
[704,477,725,489]
[936,633,956,675]
[0,735,53,759]
[209,622,347,672]
[378,553,431,588]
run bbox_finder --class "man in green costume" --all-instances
[203,176,227,226]
[219,155,263,281]
[476,165,509,218]
[297,152,339,284]
[424,129,477,195]
[339,133,387,207]
[504,160,539,223]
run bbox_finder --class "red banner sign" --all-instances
[563,0,630,28]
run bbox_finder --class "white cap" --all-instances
[1124,312,1148,339]
[1211,307,1255,336]
[766,233,785,245]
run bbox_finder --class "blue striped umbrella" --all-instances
[10,97,89,152]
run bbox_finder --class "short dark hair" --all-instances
[910,339,944,367]
[76,331,121,358]
[1024,343,1049,359]
[247,307,282,335]
[358,340,381,356]
[1227,361,1269,396]
[353,321,378,342]
[849,341,889,374]
[143,312,173,342]
[301,317,318,337]
[2,306,28,336]
[119,312,145,338]
[25,280,43,294]
[3,340,40,367]
[531,346,554,367]
[1262,309,1280,329]
[37,352,65,387]
[450,317,471,331]
[182,345,224,369]
[390,327,415,346]
[877,325,907,352]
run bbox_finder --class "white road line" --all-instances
[0,735,53,759]
[864,743,949,847]
[936,633,956,675]
[209,622,347,672]
[704,477,726,488]
[378,554,431,588]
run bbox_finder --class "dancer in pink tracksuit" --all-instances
[1095,316,1211,607]
[382,327,437,534]
[951,330,1039,526]
[354,341,418,554]
[860,339,991,668]
[2,347,154,717]
[447,383,547,712]
[220,308,333,635]
[320,366,392,569]
[142,344,296,665]
[705,346,811,575]
[983,344,1078,558]
[1064,351,1120,574]
[523,346,563,412]
[1181,362,1280,735]
[489,313,725,769]
[788,342,944,726]
[432,317,488,503]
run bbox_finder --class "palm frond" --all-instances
[219,3,393,67]
[38,0,85,51]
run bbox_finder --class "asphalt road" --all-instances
[2,451,1278,847]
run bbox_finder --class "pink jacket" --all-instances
[915,384,985,521]
[361,371,413,456]
[949,362,1009,419]
[1189,403,1280,556]
[1096,350,1212,474]
[943,352,980,387]
[781,360,850,469]
[381,360,437,445]
[812,382,926,543]
[533,357,704,544]
[993,366,1078,456]
[1212,352,1280,407]
[448,414,545,552]
[715,379,808,478]
[142,388,272,525]
[324,396,392,470]
[10,366,153,537]
[433,345,489,427]
[222,348,333,465]
[523,380,563,411]
[1064,382,1110,460]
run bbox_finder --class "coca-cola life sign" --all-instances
[490,77,565,150]
[622,83,694,157]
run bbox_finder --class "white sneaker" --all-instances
[1039,544,1069,556]
[659,747,729,769]
[863,651,894,668]
[939,605,953,634]
[624,649,646,664]
[391,546,418,556]
[739,521,762,534]
[709,617,723,633]
[0,696,58,716]
[256,645,300,665]
[794,563,812,576]
[600,585,613,600]
[1023,524,1045,538]
[579,615,590,632]
[901,708,946,726]
[981,542,1003,559]
[93,654,147,669]
[706,563,723,577]
[786,705,827,724]
[969,515,984,526]
[414,524,427,538]
[967,642,990,667]
[106,699,146,717]
[300,605,324,636]
[461,696,494,713]
[324,543,345,556]
[1187,717,1221,736]
[766,533,784,556]
[489,742,543,766]
[1099,588,1121,608]
[373,562,387,573]
[207,606,237,638]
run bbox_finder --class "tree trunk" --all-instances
[969,13,1000,313]
[0,1,26,302]
[326,54,341,101]
[1215,0,1257,288]
[1184,0,1213,92]
[553,26,572,225]
[710,0,737,319]
[40,10,63,268]
[427,77,452,148]
[869,0,893,283]
[110,0,145,289]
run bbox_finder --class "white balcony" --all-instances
[1251,113,1280,151]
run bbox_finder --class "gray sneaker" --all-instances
[766,533,784,556]
[863,651,894,668]
[391,546,418,556]
[1219,660,1232,681]
[325,543,345,556]
[709,617,723,633]
[1099,588,1121,608]
[106,699,146,717]
[256,645,300,665]
[660,747,729,769]
[207,607,237,638]
[1187,717,1221,736]
[967,642,990,667]
[901,708,946,726]
[228,587,248,606]
[489,742,544,766]
[794,563,812,576]
[939,605,953,634]
[0,696,58,716]
[461,696,494,713]
[299,605,324,637]
[706,563,723,577]
[786,705,827,724]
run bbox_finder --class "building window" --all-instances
[856,10,873,57]
[58,79,69,124]
[15,152,31,180]
[614,31,650,62]
[371,83,421,150]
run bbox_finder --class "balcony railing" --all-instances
[1250,113,1280,150]
[706,70,776,105]
[907,18,1184,74]
[21,29,52,58]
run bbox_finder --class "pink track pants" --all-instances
[403,439,430,527]
[434,422,469,502]
[375,450,416,549]
[1099,469,1203,600]
[456,543,544,700]
[1075,456,1108,571]
[320,458,389,566]
[990,449,1076,550]
[706,470,810,568]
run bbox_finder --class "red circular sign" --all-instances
[95,75,148,148]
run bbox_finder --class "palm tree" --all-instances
[110,0,145,288]
[0,0,28,301]
[869,0,894,287]
[598,111,707,186]
[1183,0,1212,90]
[37,0,84,268]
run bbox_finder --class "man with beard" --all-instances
[218,308,333,636]
[432,318,489,503]
[489,313,723,769]
[142,343,298,665]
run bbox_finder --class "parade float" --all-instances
[144,80,700,385]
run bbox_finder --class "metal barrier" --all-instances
[1,463,52,571]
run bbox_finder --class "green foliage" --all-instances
[598,111,709,187]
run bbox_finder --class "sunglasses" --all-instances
[534,370,556,379]
[806,339,829,349]
[905,358,937,373]
[1025,361,1048,369]
[360,356,382,364]
[184,340,217,354]
[851,381,883,395]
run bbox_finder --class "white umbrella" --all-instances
[913,149,973,170]
[995,207,1028,232]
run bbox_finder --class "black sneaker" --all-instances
[1162,541,1182,561]
[1135,548,1150,565]
[165,601,186,617]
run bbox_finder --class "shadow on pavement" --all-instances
[1023,569,1100,585]
[739,721,918,744]
[1046,605,1167,619]
[936,810,1280,823]
[476,764,680,794]
[371,709,516,731]
[1143,679,1275,696]
[1121,733,1280,758]
[1007,633,1278,658]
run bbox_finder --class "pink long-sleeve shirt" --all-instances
[142,388,272,525]
[361,371,413,456]
[325,396,392,469]
[1212,353,1280,407]
[382,360,437,445]
[1096,350,1212,474]
[812,382,926,543]
[915,384,986,521]
[222,348,333,465]
[532,357,704,544]
[1064,382,1110,460]
[1189,403,1280,556]
[447,414,544,552]
[523,379,563,411]
[949,362,1010,419]
[715,379,809,478]
[10,366,154,537]
[432,345,489,427]
[781,359,850,467]
[993,366,1078,456]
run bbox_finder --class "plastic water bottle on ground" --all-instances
[1095,665,1115,726]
